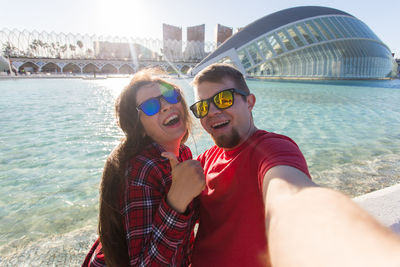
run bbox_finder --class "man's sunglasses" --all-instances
[136,89,181,116]
[190,88,249,119]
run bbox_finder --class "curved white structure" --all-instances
[0,55,10,72]
[193,6,396,79]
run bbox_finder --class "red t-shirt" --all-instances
[192,130,310,267]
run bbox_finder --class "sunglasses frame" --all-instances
[136,89,181,116]
[190,88,249,119]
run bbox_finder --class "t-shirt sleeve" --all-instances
[258,137,310,188]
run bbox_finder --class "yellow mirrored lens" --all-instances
[214,91,233,109]
[196,101,208,117]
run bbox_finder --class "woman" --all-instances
[83,70,204,266]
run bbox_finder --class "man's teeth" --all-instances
[212,121,229,128]
[165,114,178,125]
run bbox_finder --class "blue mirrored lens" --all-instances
[163,89,180,104]
[139,98,160,116]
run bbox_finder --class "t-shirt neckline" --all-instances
[223,130,262,159]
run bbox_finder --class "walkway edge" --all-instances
[353,183,400,234]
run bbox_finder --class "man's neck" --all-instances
[223,125,258,152]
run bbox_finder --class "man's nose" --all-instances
[207,101,221,117]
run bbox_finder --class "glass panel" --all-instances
[348,40,361,58]
[313,19,334,40]
[276,58,284,76]
[295,51,304,76]
[283,56,291,76]
[342,17,360,37]
[347,18,368,38]
[337,17,356,37]
[270,59,280,76]
[237,49,252,69]
[294,51,305,76]
[292,26,308,45]
[296,24,314,44]
[321,17,343,39]
[218,56,234,64]
[247,43,263,64]
[331,17,351,38]
[319,45,326,76]
[318,44,328,76]
[308,47,318,75]
[358,21,380,40]
[277,31,294,50]
[287,27,304,47]
[306,48,314,76]
[358,40,367,57]
[267,34,284,55]
[311,46,322,76]
[259,62,273,75]
[287,54,300,76]
[305,21,323,42]
[284,55,293,75]
[257,38,273,59]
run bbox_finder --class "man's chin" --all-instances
[212,130,241,149]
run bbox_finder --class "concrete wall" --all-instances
[353,183,400,234]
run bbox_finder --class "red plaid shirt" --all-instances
[83,143,198,267]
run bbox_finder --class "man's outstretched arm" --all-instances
[263,165,400,267]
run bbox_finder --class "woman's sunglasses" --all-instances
[190,88,249,119]
[136,89,181,116]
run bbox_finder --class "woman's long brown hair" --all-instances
[98,69,191,266]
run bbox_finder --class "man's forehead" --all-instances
[194,79,235,100]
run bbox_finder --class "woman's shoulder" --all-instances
[125,142,192,187]
[126,143,170,187]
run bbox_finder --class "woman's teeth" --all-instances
[164,114,179,126]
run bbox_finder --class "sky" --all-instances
[1,0,400,56]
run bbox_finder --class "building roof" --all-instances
[198,6,353,65]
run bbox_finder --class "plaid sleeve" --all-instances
[123,159,194,267]
[82,238,106,267]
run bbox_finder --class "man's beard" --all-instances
[212,128,242,149]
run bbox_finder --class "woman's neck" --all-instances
[160,140,181,156]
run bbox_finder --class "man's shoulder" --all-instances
[197,145,222,160]
[252,130,298,146]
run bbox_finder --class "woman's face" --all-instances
[136,82,187,148]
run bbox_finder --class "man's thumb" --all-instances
[161,152,179,169]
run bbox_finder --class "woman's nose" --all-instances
[160,98,173,112]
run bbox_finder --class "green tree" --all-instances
[2,42,19,57]
[77,40,83,49]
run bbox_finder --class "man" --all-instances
[188,63,311,266]
[164,63,400,267]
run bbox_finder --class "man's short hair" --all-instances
[193,63,250,94]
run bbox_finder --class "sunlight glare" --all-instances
[96,0,159,39]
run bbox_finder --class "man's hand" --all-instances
[162,152,206,213]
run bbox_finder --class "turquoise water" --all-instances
[1,78,400,264]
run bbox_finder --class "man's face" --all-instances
[194,78,255,150]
